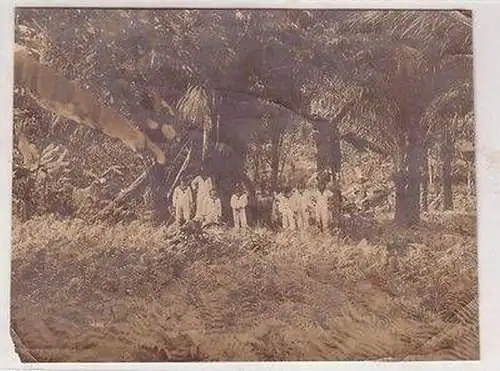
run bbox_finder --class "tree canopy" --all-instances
[13,8,474,226]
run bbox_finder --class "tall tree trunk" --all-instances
[240,172,257,226]
[215,113,220,146]
[314,119,342,227]
[406,136,422,225]
[254,154,260,189]
[394,145,408,224]
[394,114,422,227]
[203,89,219,170]
[428,152,435,194]
[313,120,332,182]
[330,123,342,227]
[331,122,342,179]
[211,132,251,223]
[202,124,212,168]
[421,148,429,212]
[148,164,170,224]
[270,124,283,192]
[467,165,473,196]
[202,126,208,164]
[394,145,421,226]
[442,121,454,210]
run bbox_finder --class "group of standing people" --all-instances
[272,182,337,232]
[172,170,341,233]
[172,171,222,227]
[172,170,249,230]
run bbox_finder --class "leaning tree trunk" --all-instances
[441,121,454,210]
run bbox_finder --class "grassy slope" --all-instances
[11,213,478,362]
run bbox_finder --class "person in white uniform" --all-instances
[272,189,284,227]
[288,187,301,229]
[355,188,367,211]
[279,188,296,230]
[204,188,222,226]
[172,178,193,226]
[313,182,333,232]
[295,184,313,230]
[191,170,214,222]
[231,184,248,229]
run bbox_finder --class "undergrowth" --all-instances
[11,213,478,362]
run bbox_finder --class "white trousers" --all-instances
[195,193,210,220]
[175,205,191,224]
[281,210,296,230]
[316,206,330,231]
[296,208,311,230]
[232,208,247,229]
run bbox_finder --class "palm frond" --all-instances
[15,44,167,165]
[308,73,399,156]
[423,80,473,135]
[34,143,69,173]
[321,33,430,92]
[176,85,212,129]
[338,10,472,56]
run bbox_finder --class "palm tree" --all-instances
[15,9,474,226]
[210,10,472,226]
[176,85,214,167]
[422,80,474,210]
[329,11,472,226]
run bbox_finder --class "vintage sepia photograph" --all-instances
[10,8,477,362]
